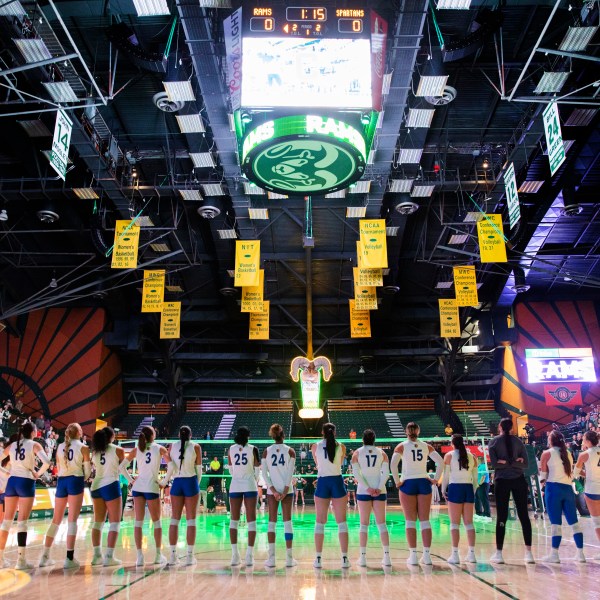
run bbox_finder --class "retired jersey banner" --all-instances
[544,384,583,406]
[354,284,378,310]
[141,270,165,313]
[359,219,388,268]
[241,269,264,313]
[160,302,181,339]
[111,220,140,269]
[234,240,260,287]
[349,299,371,338]
[353,267,383,287]
[249,301,269,339]
[453,266,478,307]
[439,299,460,338]
[477,214,507,263]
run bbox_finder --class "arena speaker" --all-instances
[476,313,494,350]
[106,23,167,73]
[442,9,503,63]
[492,311,517,346]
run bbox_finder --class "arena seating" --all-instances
[114,403,170,438]
[451,400,500,437]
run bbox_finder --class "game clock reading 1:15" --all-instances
[286,7,327,21]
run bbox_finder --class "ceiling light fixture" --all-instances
[133,0,170,16]
[534,71,570,94]
[243,182,265,195]
[163,80,195,102]
[0,209,7,222]
[406,108,435,128]
[255,366,262,376]
[175,113,205,133]
[482,158,490,170]
[13,38,52,63]
[386,226,399,236]
[201,183,225,196]
[415,74,448,97]
[389,179,414,193]
[358,365,365,374]
[411,184,435,197]
[43,81,79,103]
[248,207,269,220]
[346,206,367,218]
[436,0,472,7]
[349,180,371,194]
[189,152,215,168]
[179,189,203,201]
[0,1,25,16]
[217,229,237,239]
[559,26,597,52]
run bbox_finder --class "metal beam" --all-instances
[0,53,79,77]
[537,47,600,64]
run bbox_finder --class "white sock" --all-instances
[452,547,459,553]
[232,543,239,553]
[468,546,475,553]
[360,546,366,555]
[105,548,114,559]
[286,548,293,557]
[383,546,390,554]
[187,545,194,556]
[268,543,275,556]
[423,547,431,554]
[93,546,102,556]
[137,549,144,558]
[17,547,25,559]
[42,548,50,558]
[316,552,322,559]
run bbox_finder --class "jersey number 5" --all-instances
[100,453,106,465]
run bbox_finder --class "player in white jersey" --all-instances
[540,430,585,563]
[228,426,260,566]
[40,423,91,569]
[390,422,443,566]
[351,429,391,568]
[90,426,131,567]
[261,423,297,568]
[127,426,170,566]
[161,425,202,566]
[0,421,51,569]
[574,430,600,557]
[441,434,478,565]
[311,422,350,569]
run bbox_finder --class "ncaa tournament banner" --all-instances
[453,266,478,307]
[234,240,261,287]
[359,219,388,268]
[249,301,269,340]
[349,299,371,338]
[141,270,165,313]
[241,269,264,312]
[439,299,460,338]
[224,7,242,112]
[477,214,507,263]
[111,220,140,269]
[370,11,388,111]
[160,302,181,339]
[353,267,383,287]
[544,384,583,407]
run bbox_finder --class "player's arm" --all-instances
[390,444,403,486]
[117,446,133,484]
[82,445,92,479]
[441,451,452,496]
[33,441,51,478]
[539,450,550,482]
[282,448,296,497]
[311,443,319,469]
[427,443,444,483]
[572,451,588,479]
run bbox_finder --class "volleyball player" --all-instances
[90,426,131,566]
[573,430,600,558]
[40,422,91,568]
[228,426,260,567]
[351,428,391,567]
[346,471,357,506]
[0,421,51,569]
[311,423,350,569]
[161,425,202,566]
[390,422,443,566]
[295,473,306,506]
[261,423,297,568]
[539,430,586,563]
[441,434,478,564]
[127,426,170,566]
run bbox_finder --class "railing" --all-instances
[328,398,435,411]
[187,399,293,412]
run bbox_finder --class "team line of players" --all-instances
[0,419,599,570]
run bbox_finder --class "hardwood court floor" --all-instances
[0,504,598,599]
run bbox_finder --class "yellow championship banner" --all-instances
[241,269,264,313]
[95,418,107,431]
[439,299,460,338]
[356,240,363,267]
[160,302,181,339]
[249,301,269,339]
[141,270,165,313]
[349,299,371,338]
[359,219,388,268]
[477,214,507,263]
[234,240,261,287]
[453,266,479,307]
[354,284,378,310]
[111,220,140,269]
[353,267,383,287]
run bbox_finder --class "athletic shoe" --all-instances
[185,554,196,566]
[91,554,104,566]
[406,552,418,566]
[447,552,460,565]
[285,556,298,568]
[341,556,350,569]
[103,556,122,567]
[245,551,254,567]
[540,552,560,564]
[490,551,505,564]
[574,550,586,563]
[154,554,167,565]
[524,550,535,564]
[465,551,477,563]
[168,553,178,566]
[264,555,276,568]
[420,551,432,566]
[15,559,35,570]
[63,558,80,570]
[230,552,241,567]
[357,554,367,567]
[313,556,322,569]
[382,553,392,567]
[39,555,55,567]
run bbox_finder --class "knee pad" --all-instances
[92,521,104,532]
[267,522,276,533]
[377,522,388,534]
[551,524,562,537]
[465,523,474,531]
[420,520,431,531]
[170,518,179,527]
[405,520,416,529]
[230,519,239,530]
[153,520,162,531]
[67,522,77,536]
[134,520,144,529]
[46,523,59,538]
[359,524,369,533]
[450,523,460,531]
[17,521,28,533]
[0,521,12,532]
[247,521,256,532]
[571,522,582,535]
[337,522,348,533]
[187,520,196,529]
[108,522,120,534]
[592,515,600,528]
[284,520,293,541]
[314,523,325,534]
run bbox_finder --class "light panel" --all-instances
[17,120,51,137]
[534,71,569,94]
[415,75,448,97]
[133,0,170,16]
[202,183,225,196]
[406,108,435,128]
[199,0,232,6]
[268,191,288,199]
[163,80,195,102]
[411,184,435,197]
[217,229,237,239]
[227,269,235,277]
[564,108,596,127]
[389,179,413,193]
[72,188,98,200]
[179,189,203,201]
[448,233,469,244]
[150,243,171,252]
[463,211,483,222]
[518,180,544,194]
[0,1,25,16]
[376,111,385,129]
[189,152,215,168]
[13,38,52,63]
[398,148,423,164]
[346,206,367,218]
[134,216,154,227]
[243,182,265,195]
[165,284,183,292]
[435,281,453,289]
[175,114,205,133]
[248,208,269,220]
[382,72,393,95]
[386,226,399,236]
[43,81,79,103]
[559,26,597,52]
[349,180,371,194]
[367,149,376,164]
[436,0,471,7]
[325,189,347,199]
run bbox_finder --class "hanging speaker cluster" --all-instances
[106,23,167,73]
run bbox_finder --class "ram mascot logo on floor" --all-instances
[290,356,332,417]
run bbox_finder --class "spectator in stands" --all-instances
[349,429,357,440]
[445,424,454,436]
[204,431,213,440]
[14,399,23,414]
[35,414,45,431]
[300,447,307,463]
[209,456,221,494]
[82,434,89,446]
[475,456,491,521]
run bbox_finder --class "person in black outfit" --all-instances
[488,417,534,564]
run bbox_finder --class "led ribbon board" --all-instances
[241,115,367,195]
[525,348,596,384]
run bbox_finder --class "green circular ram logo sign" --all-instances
[241,115,367,196]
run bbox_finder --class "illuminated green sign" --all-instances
[241,115,367,196]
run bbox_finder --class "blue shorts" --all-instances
[585,493,600,501]
[170,476,199,497]
[315,475,347,499]
[447,483,475,504]
[5,476,35,498]
[132,490,160,500]
[91,481,121,501]
[56,476,85,498]
[229,491,258,499]
[545,481,577,526]
[0,493,5,505]
[357,493,387,502]
[399,478,432,496]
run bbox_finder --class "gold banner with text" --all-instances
[141,270,165,313]
[160,302,181,339]
[477,214,507,263]
[439,299,460,338]
[349,299,372,338]
[234,240,261,287]
[111,220,140,269]
[453,265,479,307]
[249,301,269,340]
[241,269,265,313]
[359,219,388,268]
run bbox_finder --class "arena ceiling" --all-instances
[0,0,598,405]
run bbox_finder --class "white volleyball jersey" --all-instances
[91,444,120,490]
[264,443,294,494]
[133,443,163,494]
[0,468,8,493]
[448,450,476,484]
[170,440,198,478]
[546,447,573,485]
[356,445,386,494]
[229,443,258,493]
[583,446,600,495]
[315,440,342,477]
[57,439,86,478]
[400,440,430,480]
[8,439,37,479]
